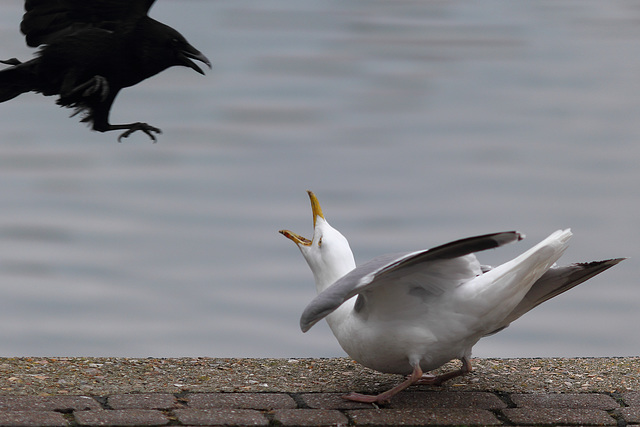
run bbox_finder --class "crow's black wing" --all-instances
[21,0,157,47]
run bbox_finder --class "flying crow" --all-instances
[0,0,211,141]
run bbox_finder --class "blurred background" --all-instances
[0,0,637,358]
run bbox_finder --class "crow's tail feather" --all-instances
[0,59,36,102]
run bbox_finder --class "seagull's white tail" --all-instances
[503,228,573,276]
[461,229,573,324]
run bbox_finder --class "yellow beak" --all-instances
[279,190,325,246]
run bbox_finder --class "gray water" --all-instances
[0,1,637,359]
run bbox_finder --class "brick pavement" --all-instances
[0,391,638,426]
[0,357,638,426]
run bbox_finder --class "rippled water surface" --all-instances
[0,1,638,358]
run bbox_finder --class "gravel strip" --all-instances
[0,357,637,396]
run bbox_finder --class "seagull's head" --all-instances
[280,191,356,292]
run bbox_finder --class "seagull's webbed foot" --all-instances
[342,363,424,405]
[342,358,474,404]
[416,357,473,386]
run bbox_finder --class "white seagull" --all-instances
[279,191,624,404]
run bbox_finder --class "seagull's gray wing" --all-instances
[484,257,625,336]
[300,231,522,332]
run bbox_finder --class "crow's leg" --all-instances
[89,90,162,142]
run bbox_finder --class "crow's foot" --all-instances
[117,123,162,142]
[69,75,110,101]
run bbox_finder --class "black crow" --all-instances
[0,0,211,141]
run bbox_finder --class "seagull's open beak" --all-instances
[279,229,311,246]
[279,190,325,246]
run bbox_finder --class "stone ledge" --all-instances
[1,357,637,395]
[0,358,638,426]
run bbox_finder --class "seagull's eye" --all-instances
[318,237,323,247]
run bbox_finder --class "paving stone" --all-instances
[0,395,100,411]
[387,391,507,409]
[502,407,616,425]
[619,407,640,424]
[299,393,374,410]
[273,409,349,426]
[347,408,501,426]
[622,391,640,406]
[511,393,619,410]
[107,394,177,410]
[174,408,268,426]
[0,411,68,427]
[187,392,297,409]
[74,409,168,426]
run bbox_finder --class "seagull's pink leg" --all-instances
[342,363,424,404]
[416,357,473,386]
